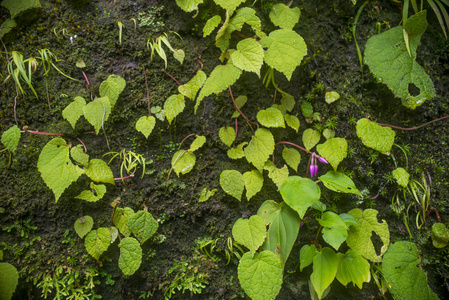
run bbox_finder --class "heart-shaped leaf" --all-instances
[171,150,196,176]
[74,215,94,239]
[316,138,348,170]
[356,118,395,155]
[136,116,156,139]
[118,237,142,276]
[257,107,285,128]
[232,215,266,255]
[85,228,112,260]
[128,210,158,244]
[302,128,321,151]
[231,38,264,76]
[243,170,264,201]
[280,176,321,218]
[220,169,244,201]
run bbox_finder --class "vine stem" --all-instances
[162,69,181,85]
[143,64,151,116]
[228,86,257,132]
[82,71,96,98]
[378,115,449,131]
[24,128,87,152]
[114,174,134,181]
[178,133,197,150]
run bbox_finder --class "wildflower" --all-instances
[310,153,328,177]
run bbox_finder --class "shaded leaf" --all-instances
[178,70,207,100]
[311,247,338,299]
[113,207,135,237]
[300,244,318,271]
[282,148,301,171]
[199,187,217,202]
[264,160,289,190]
[85,228,111,260]
[128,210,158,244]
[99,75,126,109]
[74,216,94,239]
[70,144,89,166]
[336,250,371,289]
[219,126,235,148]
[1,125,20,153]
[231,95,248,118]
[119,237,142,276]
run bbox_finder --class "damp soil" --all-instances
[1,0,449,299]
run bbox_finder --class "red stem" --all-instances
[76,137,88,153]
[178,133,197,150]
[378,115,449,131]
[425,208,441,223]
[162,69,181,85]
[27,130,65,136]
[196,59,203,71]
[114,174,135,181]
[82,71,96,97]
[228,86,257,132]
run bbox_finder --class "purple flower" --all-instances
[310,153,328,177]
[318,156,328,164]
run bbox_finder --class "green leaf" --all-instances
[99,75,126,109]
[311,247,338,300]
[220,169,244,201]
[299,244,318,271]
[74,215,94,239]
[83,97,111,134]
[269,4,301,30]
[231,38,264,76]
[176,0,203,12]
[63,96,86,129]
[316,138,347,170]
[203,15,221,37]
[171,150,196,176]
[0,19,16,39]
[257,200,301,266]
[0,262,19,300]
[136,116,156,139]
[243,170,264,200]
[356,118,395,155]
[382,241,438,300]
[280,176,321,218]
[336,250,371,289]
[301,101,313,119]
[284,114,300,132]
[231,95,248,118]
[219,126,235,147]
[188,135,206,152]
[85,228,112,260]
[319,171,361,195]
[75,182,107,202]
[280,94,295,112]
[178,70,207,100]
[259,29,307,80]
[431,223,449,248]
[256,107,285,128]
[196,62,242,112]
[164,94,185,125]
[346,209,389,262]
[199,187,217,202]
[323,128,335,140]
[1,0,41,18]
[364,13,434,109]
[325,91,340,104]
[150,106,165,121]
[172,49,185,65]
[264,160,289,190]
[282,148,301,171]
[113,207,135,237]
[244,128,275,172]
[302,128,321,151]
[392,167,410,188]
[238,251,283,300]
[227,142,247,159]
[128,210,158,244]
[84,159,115,184]
[232,215,266,255]
[70,144,89,166]
[214,0,245,12]
[109,227,119,244]
[38,138,84,202]
[318,212,348,250]
[118,237,142,276]
[1,125,21,153]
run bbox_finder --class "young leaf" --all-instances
[302,128,321,151]
[83,97,111,134]
[364,12,435,109]
[269,4,301,30]
[70,144,89,166]
[113,207,135,237]
[227,142,247,159]
[259,29,307,80]
[244,128,275,172]
[84,159,115,184]
[257,200,301,266]
[128,210,158,244]
[382,241,438,300]
[280,93,295,112]
[99,75,126,109]
[178,70,207,100]
[264,160,289,190]
[280,176,321,218]
[231,38,264,76]
[356,118,395,155]
[256,107,285,128]
[0,262,19,300]
[74,215,94,239]
[1,125,21,153]
[325,91,340,104]
[172,49,185,65]
[323,128,335,140]
[38,138,84,202]
[136,116,156,139]
[232,215,266,255]
[392,167,410,188]
[336,250,371,289]
[175,0,204,13]
[311,247,338,300]
[243,170,264,201]
[346,208,389,262]
[238,251,283,300]
[85,228,112,260]
[431,223,449,248]
[62,96,86,129]
[189,135,206,152]
[284,114,300,132]
[195,62,242,112]
[75,182,107,202]
[164,94,185,125]
[319,171,361,195]
[203,15,221,37]
[316,137,348,170]
[282,148,301,172]
[171,150,196,176]
[219,126,236,148]
[199,187,217,202]
[231,95,248,118]
[118,237,142,276]
[220,169,244,201]
[299,244,318,271]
